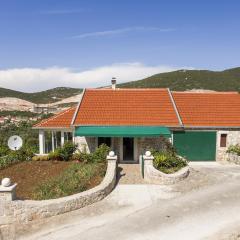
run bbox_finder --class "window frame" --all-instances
[220,133,227,148]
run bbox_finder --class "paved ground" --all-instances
[19,163,240,240]
[117,164,145,184]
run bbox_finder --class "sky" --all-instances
[0,0,239,92]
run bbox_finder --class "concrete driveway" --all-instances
[20,163,240,240]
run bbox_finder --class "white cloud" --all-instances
[0,63,190,92]
[71,27,175,39]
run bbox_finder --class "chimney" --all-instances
[111,77,116,90]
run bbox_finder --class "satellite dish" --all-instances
[8,135,23,151]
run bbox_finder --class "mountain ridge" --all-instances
[0,67,240,105]
[119,67,240,91]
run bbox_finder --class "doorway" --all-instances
[123,137,134,161]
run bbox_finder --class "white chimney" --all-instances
[111,77,116,90]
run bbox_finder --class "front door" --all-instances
[123,137,134,161]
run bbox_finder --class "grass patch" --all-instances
[33,162,107,200]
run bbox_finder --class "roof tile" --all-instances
[172,92,240,127]
[73,89,180,126]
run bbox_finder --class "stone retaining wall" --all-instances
[143,155,190,185]
[227,153,240,165]
[0,158,117,238]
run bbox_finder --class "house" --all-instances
[32,105,58,114]
[33,81,240,162]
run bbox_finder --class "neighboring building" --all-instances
[33,83,240,162]
[33,105,58,114]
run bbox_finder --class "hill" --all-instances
[0,87,83,104]
[119,67,240,91]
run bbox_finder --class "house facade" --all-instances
[33,86,240,162]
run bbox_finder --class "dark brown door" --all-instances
[123,137,134,161]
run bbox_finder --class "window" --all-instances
[64,132,73,142]
[220,134,227,147]
[98,137,111,147]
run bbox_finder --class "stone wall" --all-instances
[137,137,169,157]
[216,130,240,162]
[0,159,117,239]
[74,136,97,153]
[143,155,190,185]
[227,153,240,165]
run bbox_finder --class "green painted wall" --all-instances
[173,131,216,161]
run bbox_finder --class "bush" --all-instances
[0,145,10,157]
[153,151,187,174]
[72,144,110,163]
[92,144,110,162]
[0,155,18,169]
[32,155,49,161]
[227,144,240,156]
[48,142,77,161]
[48,149,61,160]
[0,145,35,169]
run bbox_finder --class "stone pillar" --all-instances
[39,130,45,154]
[0,178,17,201]
[107,151,118,162]
[61,131,65,147]
[143,151,154,179]
[106,151,117,183]
[143,151,154,165]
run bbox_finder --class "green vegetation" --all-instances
[151,137,188,174]
[72,144,110,163]
[48,142,77,161]
[45,143,110,163]
[0,145,35,169]
[33,161,106,200]
[56,102,77,108]
[119,67,240,92]
[0,111,38,118]
[227,144,240,156]
[0,87,82,104]
[153,152,187,174]
[0,121,38,150]
[33,145,110,200]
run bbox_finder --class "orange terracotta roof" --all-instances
[172,92,240,127]
[73,89,180,126]
[33,107,76,128]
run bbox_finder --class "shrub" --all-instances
[32,155,49,161]
[227,144,240,156]
[153,151,187,174]
[0,145,10,157]
[71,144,110,163]
[17,145,35,161]
[72,151,92,163]
[48,149,61,160]
[0,145,35,169]
[48,142,77,161]
[58,142,77,161]
[92,144,110,162]
[0,155,18,169]
[150,137,177,158]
